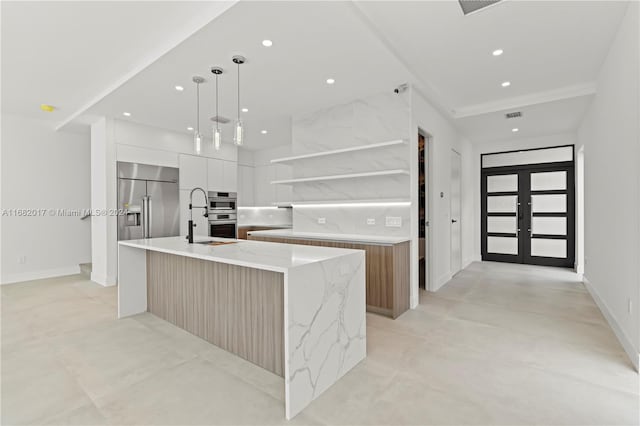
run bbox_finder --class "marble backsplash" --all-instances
[238,207,292,227]
[293,204,411,236]
[288,91,412,238]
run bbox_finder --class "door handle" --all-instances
[528,199,533,237]
[142,195,150,238]
[451,219,457,223]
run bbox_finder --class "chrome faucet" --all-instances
[188,187,209,244]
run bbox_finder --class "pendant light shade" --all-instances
[211,67,223,151]
[232,55,246,146]
[192,76,205,155]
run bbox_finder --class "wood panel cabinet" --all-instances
[248,235,410,319]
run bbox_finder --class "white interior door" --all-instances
[450,150,462,275]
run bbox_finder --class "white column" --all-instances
[90,117,118,286]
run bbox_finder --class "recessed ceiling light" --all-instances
[326,78,335,85]
[512,128,519,132]
[175,85,184,91]
[123,112,131,117]
[242,108,248,113]
[501,81,511,87]
[262,39,273,47]
[187,127,194,131]
[261,130,268,134]
[492,49,504,56]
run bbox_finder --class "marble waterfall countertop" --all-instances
[118,236,359,273]
[247,228,410,245]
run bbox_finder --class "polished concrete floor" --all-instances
[2,261,638,425]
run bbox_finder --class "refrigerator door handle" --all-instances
[142,195,151,238]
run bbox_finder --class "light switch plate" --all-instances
[385,216,402,227]
[366,218,376,225]
[317,217,326,224]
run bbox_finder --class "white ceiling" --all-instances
[84,1,414,149]
[1,1,234,126]
[455,95,593,143]
[355,0,627,111]
[1,1,631,146]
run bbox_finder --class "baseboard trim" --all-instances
[1,265,81,285]
[432,272,453,292]
[90,271,117,287]
[583,275,639,371]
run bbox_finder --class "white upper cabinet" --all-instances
[223,160,238,192]
[238,165,254,206]
[179,154,207,191]
[207,158,237,193]
[207,158,224,192]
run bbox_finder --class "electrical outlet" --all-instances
[317,217,326,224]
[17,256,26,264]
[385,216,402,227]
[366,218,376,225]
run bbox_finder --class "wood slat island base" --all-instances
[147,251,285,376]
[247,234,410,319]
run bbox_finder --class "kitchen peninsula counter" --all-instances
[118,236,366,419]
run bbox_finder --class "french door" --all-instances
[481,164,575,267]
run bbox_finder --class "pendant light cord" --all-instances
[196,81,200,133]
[237,62,240,121]
[216,74,219,131]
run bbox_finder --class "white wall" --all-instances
[471,132,578,260]
[576,2,639,370]
[1,114,91,283]
[411,90,475,296]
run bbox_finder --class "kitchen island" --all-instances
[248,229,410,319]
[118,236,366,420]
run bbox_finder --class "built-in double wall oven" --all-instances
[208,191,237,238]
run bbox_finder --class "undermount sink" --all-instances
[194,240,237,247]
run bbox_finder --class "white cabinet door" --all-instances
[223,160,238,192]
[180,189,209,237]
[238,165,254,206]
[207,158,225,192]
[179,155,207,191]
[253,165,276,206]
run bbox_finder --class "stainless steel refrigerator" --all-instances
[117,162,180,241]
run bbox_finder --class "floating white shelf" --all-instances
[271,169,410,185]
[270,139,407,164]
[273,198,411,206]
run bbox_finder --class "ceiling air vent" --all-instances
[458,0,502,15]
[210,115,231,124]
[505,111,522,119]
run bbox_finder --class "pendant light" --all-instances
[192,76,205,155]
[232,55,246,146]
[211,67,223,151]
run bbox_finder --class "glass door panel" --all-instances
[487,174,518,192]
[531,171,566,190]
[531,194,566,212]
[487,195,518,213]
[488,237,519,255]
[531,239,567,258]
[531,217,566,235]
[487,217,517,234]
